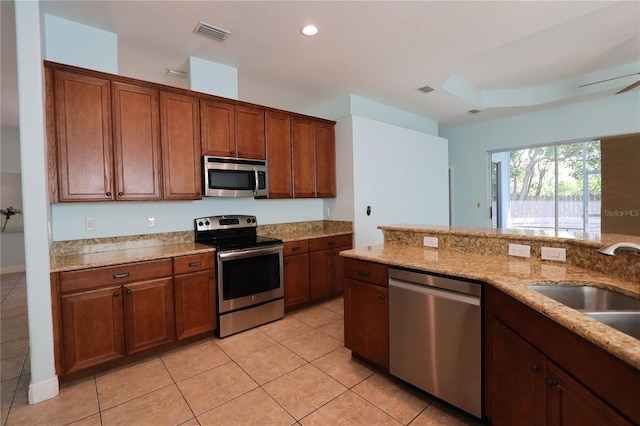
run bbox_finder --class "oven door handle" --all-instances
[253,168,259,197]
[218,245,283,261]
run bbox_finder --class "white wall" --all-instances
[331,116,449,248]
[189,56,238,99]
[43,14,117,73]
[1,127,25,273]
[51,198,323,241]
[442,92,640,227]
[15,1,59,404]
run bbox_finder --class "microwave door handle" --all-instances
[253,168,259,197]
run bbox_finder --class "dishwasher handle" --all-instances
[390,278,480,307]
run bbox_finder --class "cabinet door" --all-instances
[331,245,351,293]
[123,278,175,354]
[547,364,632,426]
[54,70,114,201]
[160,91,202,200]
[235,106,266,159]
[265,111,293,198]
[112,81,162,200]
[344,278,389,369]
[61,286,125,373]
[309,249,333,300]
[292,117,315,198]
[284,253,310,308]
[491,320,547,426]
[174,270,217,339]
[314,121,336,198]
[201,100,235,157]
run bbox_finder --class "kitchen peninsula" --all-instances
[340,225,640,424]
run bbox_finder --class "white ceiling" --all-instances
[2,1,639,129]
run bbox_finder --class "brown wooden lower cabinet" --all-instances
[123,278,175,354]
[283,240,310,309]
[173,253,217,340]
[61,285,125,373]
[284,234,352,310]
[485,285,638,425]
[343,258,389,370]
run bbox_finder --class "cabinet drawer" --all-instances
[308,234,352,252]
[343,258,389,287]
[283,240,309,256]
[59,259,173,294]
[174,253,215,275]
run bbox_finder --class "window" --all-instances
[491,140,601,233]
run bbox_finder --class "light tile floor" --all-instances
[1,272,482,425]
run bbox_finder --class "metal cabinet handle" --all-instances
[231,150,235,155]
[531,364,541,373]
[106,191,112,197]
[292,247,301,252]
[238,151,243,156]
[546,378,557,387]
[126,289,132,295]
[328,241,336,246]
[209,274,214,279]
[188,261,202,267]
[113,291,119,297]
[357,269,370,277]
[284,260,289,265]
[379,294,385,300]
[196,192,201,196]
[113,272,130,279]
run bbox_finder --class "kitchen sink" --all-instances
[583,312,640,340]
[528,285,640,339]
[528,285,640,311]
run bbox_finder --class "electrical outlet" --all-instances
[85,217,96,231]
[423,236,438,248]
[508,243,530,258]
[146,215,156,228]
[541,247,566,262]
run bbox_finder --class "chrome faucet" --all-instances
[597,242,640,256]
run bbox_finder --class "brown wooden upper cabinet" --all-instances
[292,117,336,198]
[54,69,114,201]
[201,100,266,160]
[265,111,293,198]
[112,81,162,201]
[160,91,202,200]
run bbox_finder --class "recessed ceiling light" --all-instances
[301,25,319,36]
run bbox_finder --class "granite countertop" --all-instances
[341,243,640,370]
[50,243,215,273]
[267,230,353,243]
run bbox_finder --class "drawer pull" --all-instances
[291,247,301,252]
[379,294,385,300]
[113,291,119,297]
[531,364,541,373]
[357,269,370,277]
[188,261,202,267]
[126,289,132,295]
[113,272,130,279]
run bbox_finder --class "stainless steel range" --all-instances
[194,215,284,337]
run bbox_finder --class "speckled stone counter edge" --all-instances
[380,225,640,285]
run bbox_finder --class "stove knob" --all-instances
[247,218,251,224]
[251,218,256,223]
[198,221,204,227]
[205,221,210,226]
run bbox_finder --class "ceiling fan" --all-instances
[578,72,640,94]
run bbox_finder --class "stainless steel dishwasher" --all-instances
[389,268,482,418]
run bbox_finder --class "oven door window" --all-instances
[208,169,255,191]
[222,252,280,300]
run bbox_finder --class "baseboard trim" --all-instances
[0,265,26,274]
[29,376,59,404]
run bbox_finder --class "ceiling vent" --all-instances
[417,85,435,94]
[194,21,230,41]
[469,109,481,114]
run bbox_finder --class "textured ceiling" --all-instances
[2,1,640,129]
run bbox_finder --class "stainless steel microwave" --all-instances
[203,156,268,198]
